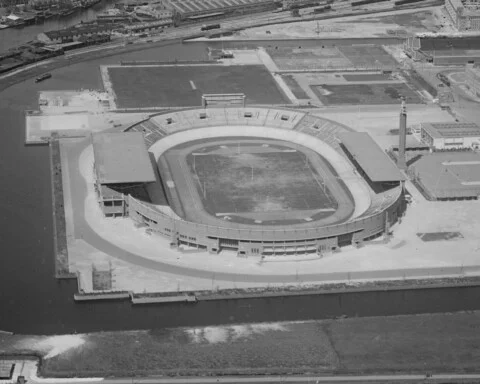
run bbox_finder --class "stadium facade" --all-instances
[92,107,406,257]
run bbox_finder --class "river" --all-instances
[0,35,479,335]
[0,0,116,52]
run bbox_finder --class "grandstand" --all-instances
[92,132,156,217]
[114,107,405,256]
[293,114,352,149]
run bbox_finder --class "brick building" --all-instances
[445,0,480,31]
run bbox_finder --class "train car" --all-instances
[201,23,221,31]
[313,5,331,12]
[352,0,388,6]
[289,0,323,10]
[394,0,423,5]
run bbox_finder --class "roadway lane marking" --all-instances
[190,80,197,90]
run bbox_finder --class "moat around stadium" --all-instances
[5,24,480,332]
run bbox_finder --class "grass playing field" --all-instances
[185,142,337,225]
[281,75,310,99]
[337,45,399,68]
[107,65,289,108]
[311,83,423,105]
[267,47,352,71]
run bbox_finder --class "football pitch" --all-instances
[185,143,338,224]
[311,83,423,105]
[106,64,289,108]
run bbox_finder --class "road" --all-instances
[29,373,480,384]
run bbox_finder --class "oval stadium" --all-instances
[93,106,406,257]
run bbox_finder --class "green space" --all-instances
[107,65,289,108]
[311,83,423,105]
[337,45,398,68]
[342,73,390,82]
[186,143,336,221]
[24,311,480,377]
[50,135,70,278]
[281,75,310,99]
[267,47,352,70]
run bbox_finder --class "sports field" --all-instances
[106,65,289,108]
[281,75,310,99]
[267,47,352,71]
[184,142,338,225]
[311,83,423,105]
[266,45,398,71]
[342,73,390,82]
[337,45,398,68]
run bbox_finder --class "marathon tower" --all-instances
[397,98,407,170]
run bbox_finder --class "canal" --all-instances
[0,0,116,52]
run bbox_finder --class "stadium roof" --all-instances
[339,132,405,183]
[188,12,224,20]
[92,132,156,184]
[422,122,480,139]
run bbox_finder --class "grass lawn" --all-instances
[51,137,69,277]
[311,83,423,105]
[3,312,480,377]
[327,312,480,373]
[31,311,480,377]
[267,47,352,71]
[281,75,310,99]
[187,145,335,215]
[41,322,339,377]
[342,73,390,82]
[107,65,289,108]
[337,45,398,68]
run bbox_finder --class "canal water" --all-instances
[0,0,116,52]
[0,37,478,335]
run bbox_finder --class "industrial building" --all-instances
[157,0,278,21]
[92,132,156,217]
[282,0,327,9]
[420,122,480,150]
[404,33,480,64]
[38,25,113,44]
[409,151,480,200]
[465,63,480,96]
[445,0,480,31]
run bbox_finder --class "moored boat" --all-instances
[35,73,52,82]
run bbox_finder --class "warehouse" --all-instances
[420,122,480,150]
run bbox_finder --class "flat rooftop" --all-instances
[92,132,156,184]
[422,122,480,139]
[339,132,405,183]
[0,362,14,380]
[413,152,480,198]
